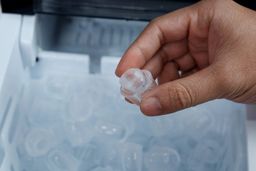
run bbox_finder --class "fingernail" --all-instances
[141,97,162,115]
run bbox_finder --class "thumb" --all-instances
[140,66,224,116]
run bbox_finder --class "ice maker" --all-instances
[0,0,255,171]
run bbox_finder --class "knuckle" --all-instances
[167,82,193,110]
[150,17,161,26]
[147,19,159,32]
[148,18,165,45]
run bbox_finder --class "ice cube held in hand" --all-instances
[119,68,156,105]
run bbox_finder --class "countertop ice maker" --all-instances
[0,0,255,171]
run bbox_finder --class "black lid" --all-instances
[1,0,255,20]
[1,0,198,20]
[33,0,198,20]
[1,0,34,14]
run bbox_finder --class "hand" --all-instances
[115,0,256,116]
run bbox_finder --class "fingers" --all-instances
[157,62,179,84]
[140,66,223,116]
[143,51,196,84]
[174,54,196,72]
[115,7,194,77]
[190,51,209,69]
[142,40,188,78]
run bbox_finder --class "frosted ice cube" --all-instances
[17,140,49,171]
[24,128,58,157]
[144,146,180,171]
[64,122,94,146]
[45,75,72,100]
[189,139,223,165]
[47,146,79,171]
[66,96,93,123]
[120,143,143,171]
[94,120,125,140]
[183,107,214,132]
[78,143,103,171]
[119,68,156,105]
[147,116,182,137]
[65,78,106,123]
[27,97,67,126]
[169,136,197,161]
[101,143,120,167]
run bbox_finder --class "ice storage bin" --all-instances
[0,13,249,171]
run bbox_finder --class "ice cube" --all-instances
[24,128,58,157]
[47,145,79,171]
[93,142,142,171]
[27,97,67,126]
[78,143,103,171]
[144,146,180,171]
[45,75,72,100]
[101,143,120,168]
[119,68,156,105]
[120,142,143,171]
[188,139,223,165]
[66,94,93,123]
[183,107,214,133]
[94,120,125,140]
[169,136,197,161]
[147,116,183,137]
[64,122,94,146]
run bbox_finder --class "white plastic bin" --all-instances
[0,14,249,171]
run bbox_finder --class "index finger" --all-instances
[115,6,194,77]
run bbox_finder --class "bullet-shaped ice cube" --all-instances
[47,145,79,171]
[119,68,156,105]
[24,128,58,157]
[144,146,180,171]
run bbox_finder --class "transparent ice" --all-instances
[144,146,181,171]
[186,132,225,171]
[119,68,156,104]
[120,142,143,171]
[46,145,79,171]
[66,91,95,123]
[24,128,58,157]
[45,75,72,100]
[94,120,125,140]
[26,96,67,127]
[78,143,103,171]
[64,122,94,146]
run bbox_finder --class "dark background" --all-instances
[0,0,255,20]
